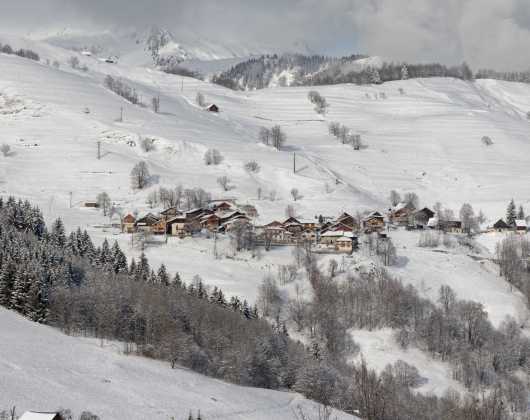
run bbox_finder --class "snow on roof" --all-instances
[362,211,383,221]
[321,230,356,238]
[391,202,408,212]
[19,413,59,420]
[515,219,527,228]
[427,217,438,227]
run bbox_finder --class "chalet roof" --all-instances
[19,413,61,420]
[160,207,179,215]
[264,220,283,227]
[200,213,220,221]
[363,211,384,221]
[136,213,160,225]
[515,219,527,228]
[493,219,510,229]
[427,217,438,228]
[283,217,301,225]
[166,214,187,224]
[321,230,356,238]
[123,214,136,222]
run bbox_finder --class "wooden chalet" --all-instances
[335,212,359,230]
[135,213,163,234]
[319,230,358,253]
[362,211,385,232]
[283,217,304,235]
[515,219,527,233]
[160,207,180,220]
[413,207,435,227]
[439,220,463,233]
[210,201,234,212]
[200,213,221,231]
[389,202,416,225]
[492,219,510,231]
[239,204,258,218]
[122,213,136,233]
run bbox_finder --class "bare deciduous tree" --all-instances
[204,148,223,165]
[291,188,302,201]
[96,192,112,216]
[244,160,260,173]
[217,176,231,191]
[271,125,286,150]
[130,161,150,189]
[140,137,156,152]
[0,144,11,157]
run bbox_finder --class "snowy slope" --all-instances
[0,307,356,420]
[3,35,530,399]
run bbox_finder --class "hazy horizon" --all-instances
[1,0,530,71]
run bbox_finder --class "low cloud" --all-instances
[1,0,529,70]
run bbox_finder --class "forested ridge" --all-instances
[1,196,529,419]
[211,53,474,90]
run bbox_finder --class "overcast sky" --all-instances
[1,0,530,70]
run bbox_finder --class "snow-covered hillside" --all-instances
[2,34,530,403]
[0,307,356,420]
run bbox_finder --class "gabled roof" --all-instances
[414,207,435,216]
[493,219,510,229]
[515,219,527,228]
[160,207,179,215]
[19,413,61,420]
[321,230,356,238]
[363,211,384,221]
[166,214,187,224]
[283,217,301,225]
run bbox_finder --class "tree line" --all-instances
[212,53,474,90]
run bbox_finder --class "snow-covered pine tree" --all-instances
[157,264,170,286]
[401,64,409,80]
[518,205,525,220]
[507,199,517,226]
[111,241,128,273]
[50,218,66,248]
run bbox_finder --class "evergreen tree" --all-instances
[111,241,128,273]
[507,199,517,226]
[370,67,381,84]
[10,269,28,313]
[0,264,13,306]
[157,264,170,286]
[401,64,409,80]
[518,205,525,220]
[50,218,66,248]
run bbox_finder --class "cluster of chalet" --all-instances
[122,200,255,237]
[387,202,465,233]
[490,218,528,234]
[256,211,388,254]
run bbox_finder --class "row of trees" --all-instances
[213,54,474,90]
[259,126,286,150]
[104,75,140,105]
[0,43,40,61]
[328,122,362,150]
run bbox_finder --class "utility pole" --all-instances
[293,152,296,174]
[69,191,73,208]
[181,79,183,92]
[97,141,101,160]
[118,106,123,122]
